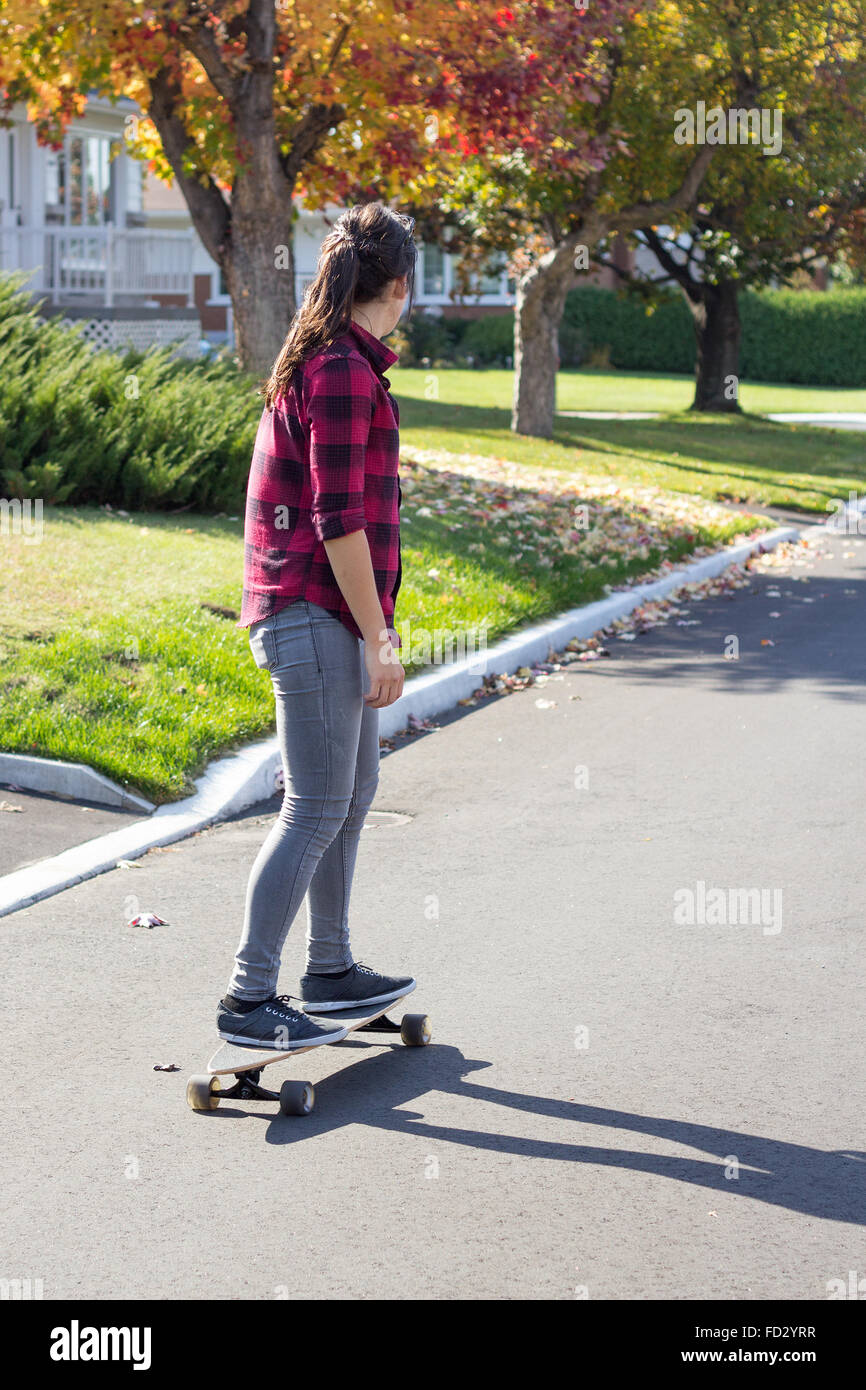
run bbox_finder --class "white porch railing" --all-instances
[0,225,194,306]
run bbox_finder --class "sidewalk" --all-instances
[1,527,863,1299]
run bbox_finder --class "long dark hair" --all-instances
[263,202,417,408]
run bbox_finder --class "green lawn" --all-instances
[3,365,863,802]
[393,365,866,416]
[392,368,866,515]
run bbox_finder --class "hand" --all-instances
[363,629,405,708]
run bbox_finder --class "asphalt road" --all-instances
[2,525,864,1300]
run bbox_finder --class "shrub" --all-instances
[739,288,866,386]
[560,287,695,373]
[393,311,467,366]
[559,283,866,385]
[460,312,515,365]
[0,274,260,512]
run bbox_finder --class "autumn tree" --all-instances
[399,0,866,431]
[596,0,866,410]
[382,0,716,438]
[0,0,475,373]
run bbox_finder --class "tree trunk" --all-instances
[689,279,742,412]
[223,197,297,378]
[147,36,301,379]
[512,246,575,437]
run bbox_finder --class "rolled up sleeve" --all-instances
[305,356,373,541]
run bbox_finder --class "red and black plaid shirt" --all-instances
[238,320,402,643]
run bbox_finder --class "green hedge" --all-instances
[738,289,866,386]
[0,275,259,511]
[560,288,695,373]
[434,285,866,386]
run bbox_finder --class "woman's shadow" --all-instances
[216,1042,865,1226]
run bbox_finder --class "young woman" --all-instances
[217,202,418,1051]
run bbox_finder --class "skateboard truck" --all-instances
[356,1013,402,1033]
[219,1014,405,1099]
[218,1068,280,1103]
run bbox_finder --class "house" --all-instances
[0,94,200,355]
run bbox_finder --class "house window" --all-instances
[476,257,507,295]
[46,134,118,225]
[449,251,507,298]
[422,242,445,296]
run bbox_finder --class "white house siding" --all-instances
[0,97,200,355]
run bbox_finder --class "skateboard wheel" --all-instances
[279,1080,315,1116]
[186,1074,221,1112]
[400,1013,432,1047]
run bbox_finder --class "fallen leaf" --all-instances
[128,913,168,928]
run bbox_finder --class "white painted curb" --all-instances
[0,518,813,918]
[0,752,155,814]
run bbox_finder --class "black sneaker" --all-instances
[216,994,348,1049]
[300,962,416,1013]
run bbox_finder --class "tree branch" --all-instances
[147,66,231,264]
[640,225,701,302]
[178,4,240,108]
[597,144,715,240]
[280,102,346,183]
[593,255,676,288]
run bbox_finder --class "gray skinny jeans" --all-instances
[226,599,379,1000]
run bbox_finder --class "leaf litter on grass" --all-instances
[398,447,774,583]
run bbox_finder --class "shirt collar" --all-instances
[346,319,400,377]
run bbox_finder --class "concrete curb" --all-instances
[0,520,807,919]
[0,752,155,814]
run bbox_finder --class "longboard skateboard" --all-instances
[186,990,431,1116]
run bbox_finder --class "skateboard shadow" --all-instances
[212,1043,865,1226]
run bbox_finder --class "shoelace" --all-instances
[271,994,305,1019]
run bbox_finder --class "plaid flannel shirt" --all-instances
[238,320,402,645]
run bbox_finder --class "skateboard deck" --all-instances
[187,990,431,1116]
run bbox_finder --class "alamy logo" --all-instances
[383,619,490,675]
[673,880,782,935]
[0,497,43,544]
[50,1321,152,1370]
[827,1271,866,1299]
[674,101,783,156]
[0,1277,43,1299]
